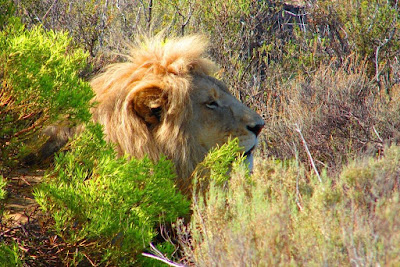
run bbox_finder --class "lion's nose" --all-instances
[247,121,264,137]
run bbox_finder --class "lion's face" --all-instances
[189,75,264,168]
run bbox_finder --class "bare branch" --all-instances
[294,123,322,183]
[147,0,153,30]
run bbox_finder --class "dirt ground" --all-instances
[5,168,43,225]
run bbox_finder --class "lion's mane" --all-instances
[90,35,216,187]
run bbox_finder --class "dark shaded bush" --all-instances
[307,0,400,88]
[0,0,15,29]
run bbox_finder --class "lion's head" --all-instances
[90,35,264,190]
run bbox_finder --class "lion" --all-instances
[89,34,264,191]
[33,35,264,192]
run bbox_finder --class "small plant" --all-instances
[34,123,190,265]
[194,138,246,186]
[0,175,7,219]
[0,242,22,266]
[0,176,6,201]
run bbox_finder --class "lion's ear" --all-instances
[131,87,167,126]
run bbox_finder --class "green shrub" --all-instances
[0,18,93,171]
[0,242,22,267]
[34,123,190,265]
[0,176,6,201]
[194,138,246,186]
[0,175,6,219]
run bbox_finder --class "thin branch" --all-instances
[83,253,96,267]
[42,0,58,22]
[372,126,383,143]
[175,1,193,36]
[374,13,397,87]
[294,123,322,183]
[13,116,48,138]
[147,0,153,30]
[138,0,152,29]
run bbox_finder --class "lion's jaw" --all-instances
[188,74,264,171]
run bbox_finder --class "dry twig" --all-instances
[294,123,322,183]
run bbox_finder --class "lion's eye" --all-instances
[206,101,219,109]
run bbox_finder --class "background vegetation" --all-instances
[1,0,400,265]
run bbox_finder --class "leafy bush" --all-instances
[193,138,246,187]
[0,18,93,171]
[34,123,190,265]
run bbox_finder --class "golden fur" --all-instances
[90,35,264,191]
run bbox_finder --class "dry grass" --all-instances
[177,145,400,266]
[263,56,400,172]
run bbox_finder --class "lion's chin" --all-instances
[245,153,254,172]
[244,145,256,172]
